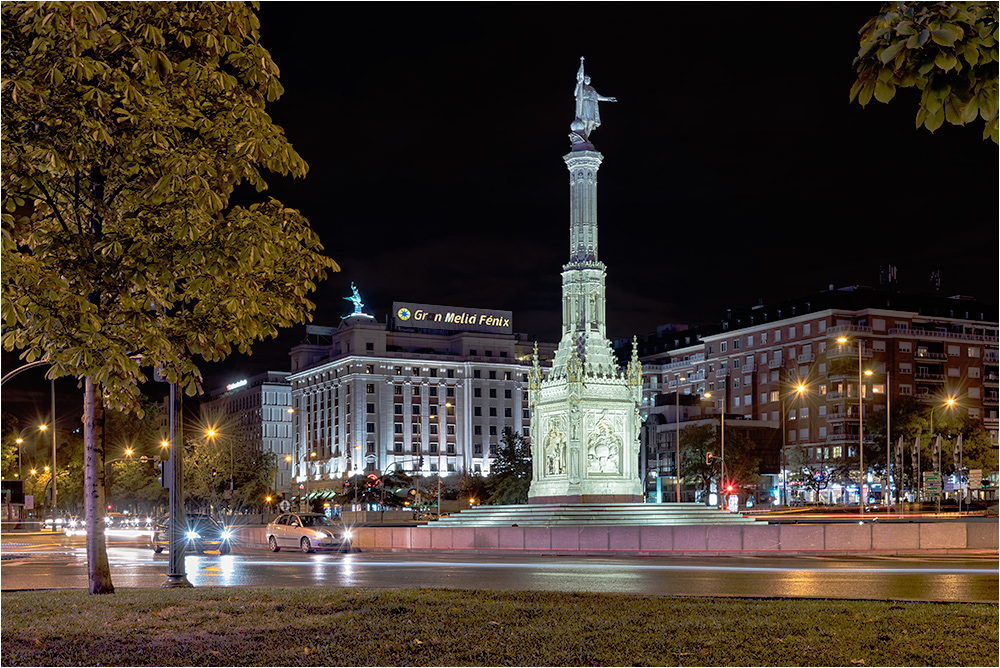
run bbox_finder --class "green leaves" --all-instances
[850,1,998,144]
[1,1,339,412]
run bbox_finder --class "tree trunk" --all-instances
[84,375,115,594]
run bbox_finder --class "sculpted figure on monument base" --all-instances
[587,418,622,474]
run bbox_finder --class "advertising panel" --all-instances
[392,302,513,335]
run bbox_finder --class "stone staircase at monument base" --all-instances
[428,503,758,527]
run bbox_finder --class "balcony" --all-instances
[768,358,786,369]
[889,327,999,344]
[985,352,999,365]
[828,324,873,337]
[914,351,947,361]
[715,368,730,378]
[984,374,999,386]
[797,353,815,364]
[826,345,873,359]
[914,372,945,383]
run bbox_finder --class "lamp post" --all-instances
[703,392,725,509]
[837,335,865,517]
[929,396,956,514]
[865,368,892,510]
[675,376,685,503]
[781,381,807,507]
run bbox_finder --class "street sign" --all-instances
[278,499,291,511]
[968,469,983,489]
[923,471,942,498]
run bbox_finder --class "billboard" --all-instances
[392,302,512,335]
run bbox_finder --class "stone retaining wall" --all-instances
[235,521,998,554]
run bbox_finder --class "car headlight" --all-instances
[185,530,200,540]
[343,530,353,540]
[315,531,331,539]
[220,530,232,540]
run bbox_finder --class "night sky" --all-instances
[3,2,998,423]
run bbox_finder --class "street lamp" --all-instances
[675,376,686,503]
[782,381,807,507]
[929,396,956,513]
[837,335,865,518]
[864,367,892,510]
[703,392,725,509]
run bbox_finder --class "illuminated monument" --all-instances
[527,58,643,504]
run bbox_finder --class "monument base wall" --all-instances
[529,494,641,505]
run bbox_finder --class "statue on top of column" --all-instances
[570,57,616,145]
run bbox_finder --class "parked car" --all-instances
[266,512,353,553]
[151,513,233,555]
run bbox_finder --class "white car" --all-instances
[266,512,353,553]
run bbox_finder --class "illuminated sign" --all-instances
[393,302,513,334]
[226,379,248,391]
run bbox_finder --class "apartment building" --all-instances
[636,286,998,504]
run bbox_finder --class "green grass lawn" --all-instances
[1,588,996,666]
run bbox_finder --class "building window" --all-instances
[474,407,482,416]
[412,386,421,396]
[394,405,403,415]
[394,424,403,434]
[395,366,403,375]
[489,426,497,436]
[394,442,403,453]
[504,407,512,417]
[947,345,961,357]
[474,426,482,435]
[448,369,455,378]
[366,423,375,433]
[969,367,981,379]
[489,407,497,417]
[411,443,419,454]
[899,384,913,396]
[968,347,981,358]
[447,387,455,397]
[489,371,497,380]
[505,389,512,399]
[366,403,375,414]
[446,443,455,455]
[770,391,780,403]
[429,368,437,377]
[721,341,727,353]
[365,364,374,374]
[474,443,482,455]
[394,385,403,396]
[429,425,438,435]
[474,388,482,398]
[412,405,420,415]
[473,370,481,378]
[366,383,375,394]
[523,409,531,419]
[899,342,912,353]
[489,444,497,456]
[447,425,455,435]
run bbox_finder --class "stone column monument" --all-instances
[527,58,642,504]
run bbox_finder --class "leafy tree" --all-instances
[334,470,416,510]
[485,428,532,505]
[1,3,337,593]
[786,445,833,501]
[850,2,998,143]
[182,433,276,512]
[680,421,761,506]
[457,470,488,506]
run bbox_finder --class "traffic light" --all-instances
[212,468,218,478]
[706,452,714,465]
[366,473,380,488]
[419,456,424,467]
[156,458,170,488]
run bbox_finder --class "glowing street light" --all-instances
[837,335,866,517]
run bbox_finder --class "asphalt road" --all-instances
[1,533,996,603]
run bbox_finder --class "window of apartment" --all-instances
[747,335,754,347]
[474,443,483,455]
[947,345,961,357]
[470,350,477,356]
[948,367,961,377]
[818,405,827,416]
[789,326,796,339]
[366,383,375,394]
[505,372,512,381]
[873,340,886,352]
[366,403,375,414]
[775,329,781,343]
[430,462,439,473]
[394,366,403,375]
[412,405,420,415]
[394,405,402,415]
[489,389,497,398]
[474,387,482,398]
[366,422,375,433]
[760,393,768,404]
[770,391,780,402]
[489,407,497,417]
[969,407,981,419]
[474,425,482,435]
[489,371,497,380]
[505,389,512,399]
[799,428,808,440]
[800,406,809,418]
[968,387,981,399]
[489,444,498,456]
[505,407,512,417]
[429,405,438,416]
[733,339,740,350]
[721,341,727,353]
[819,426,827,438]
[760,332,767,344]
[394,442,403,453]
[969,367,981,379]
[394,423,403,434]
[446,404,455,416]
[447,387,455,397]
[412,386,421,396]
[429,386,438,397]
[899,363,912,374]
[412,423,420,434]
[733,378,741,389]
[968,347,981,358]
[473,370,481,378]
[522,409,531,419]
[733,396,741,408]
[411,443,419,454]
[474,407,482,416]
[708,344,714,354]
[899,384,913,396]
[429,425,438,435]
[394,385,403,396]
[899,341,912,353]
[789,408,797,421]
[489,426,498,436]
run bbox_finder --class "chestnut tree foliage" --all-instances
[850,2,998,143]
[1,2,338,592]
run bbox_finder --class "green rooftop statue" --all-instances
[571,57,616,144]
[345,282,365,316]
